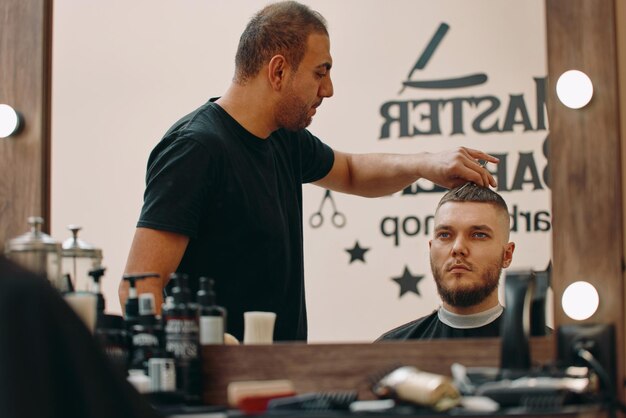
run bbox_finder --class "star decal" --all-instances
[392,266,424,298]
[345,241,370,264]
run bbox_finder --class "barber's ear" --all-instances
[268,55,288,90]
[502,242,515,268]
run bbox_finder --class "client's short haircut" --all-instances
[437,182,509,213]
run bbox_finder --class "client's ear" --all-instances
[502,242,515,268]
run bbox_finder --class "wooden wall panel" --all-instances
[0,0,52,244]
[546,0,624,399]
[618,0,626,396]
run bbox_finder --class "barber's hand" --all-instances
[420,147,499,189]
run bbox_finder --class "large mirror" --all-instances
[50,0,551,342]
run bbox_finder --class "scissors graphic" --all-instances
[309,189,346,229]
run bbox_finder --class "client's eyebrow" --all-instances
[469,225,494,234]
[434,225,494,233]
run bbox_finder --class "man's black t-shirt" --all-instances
[377,307,503,341]
[138,99,334,342]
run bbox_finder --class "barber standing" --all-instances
[119,1,498,342]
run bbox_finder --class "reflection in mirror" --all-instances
[378,185,519,341]
[51,0,551,342]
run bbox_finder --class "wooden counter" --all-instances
[201,337,555,406]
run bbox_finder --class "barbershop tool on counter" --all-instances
[447,268,610,413]
[371,365,461,411]
[228,379,296,414]
[267,390,358,411]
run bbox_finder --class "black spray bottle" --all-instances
[163,273,202,403]
[197,277,226,344]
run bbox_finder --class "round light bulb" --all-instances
[0,104,21,138]
[556,70,593,109]
[562,281,599,320]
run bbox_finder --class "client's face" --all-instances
[429,201,514,313]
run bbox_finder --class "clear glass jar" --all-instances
[61,225,103,291]
[5,216,63,289]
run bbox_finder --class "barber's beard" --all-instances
[431,254,503,308]
[275,88,313,132]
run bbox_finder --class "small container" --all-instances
[197,277,226,345]
[61,225,103,291]
[64,291,98,333]
[243,312,276,344]
[5,216,63,289]
[148,358,177,392]
[94,314,130,376]
[128,369,151,393]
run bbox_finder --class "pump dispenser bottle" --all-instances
[88,267,107,315]
[129,293,162,373]
[197,277,226,344]
[122,273,159,330]
[88,267,129,376]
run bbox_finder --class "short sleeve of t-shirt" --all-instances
[137,135,217,239]
[298,129,335,183]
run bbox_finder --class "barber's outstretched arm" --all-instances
[119,227,189,314]
[314,147,498,197]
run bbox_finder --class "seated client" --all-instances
[378,183,515,340]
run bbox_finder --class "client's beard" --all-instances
[431,255,503,308]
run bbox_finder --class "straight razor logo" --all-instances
[399,22,488,94]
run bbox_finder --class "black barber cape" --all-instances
[0,256,161,418]
[377,306,503,341]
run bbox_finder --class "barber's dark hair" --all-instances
[234,1,328,83]
[437,183,509,214]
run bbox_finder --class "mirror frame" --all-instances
[546,0,625,401]
[1,0,624,403]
